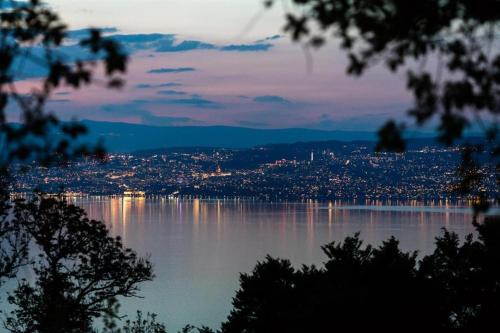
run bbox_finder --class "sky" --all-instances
[12,0,416,131]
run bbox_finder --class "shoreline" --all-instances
[9,192,496,207]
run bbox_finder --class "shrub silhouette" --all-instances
[5,196,153,333]
[221,217,500,332]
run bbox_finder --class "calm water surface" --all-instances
[73,197,481,331]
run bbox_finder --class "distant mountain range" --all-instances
[79,120,438,152]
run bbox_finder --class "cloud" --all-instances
[255,35,283,43]
[67,27,119,40]
[101,103,200,126]
[135,84,154,89]
[147,67,196,74]
[109,34,175,53]
[105,31,278,54]
[221,43,273,52]
[65,31,277,55]
[253,95,291,104]
[48,99,71,103]
[104,95,221,111]
[155,40,216,52]
[12,30,279,80]
[157,90,188,96]
[159,82,183,87]
[135,82,182,89]
[237,120,270,128]
[14,41,105,80]
[0,1,28,9]
[161,97,222,109]
[313,113,337,129]
[130,99,149,104]
[110,33,170,43]
[107,33,276,54]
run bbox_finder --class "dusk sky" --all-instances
[14,0,415,131]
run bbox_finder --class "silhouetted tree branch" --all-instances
[0,171,28,285]
[266,0,500,212]
[0,0,127,168]
[0,0,128,293]
[5,196,153,333]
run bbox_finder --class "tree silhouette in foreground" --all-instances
[220,216,500,332]
[1,1,499,332]
[0,0,127,167]
[0,2,161,332]
[265,0,500,212]
[4,196,153,333]
[0,175,28,287]
[99,311,215,333]
[104,311,168,333]
[0,0,128,290]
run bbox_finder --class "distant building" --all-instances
[213,164,231,177]
[197,164,232,179]
[123,190,146,197]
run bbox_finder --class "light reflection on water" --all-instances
[73,197,481,332]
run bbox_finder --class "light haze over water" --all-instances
[74,197,483,331]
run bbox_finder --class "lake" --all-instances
[67,197,485,332]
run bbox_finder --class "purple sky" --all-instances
[12,0,416,131]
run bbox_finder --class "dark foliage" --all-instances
[0,2,154,332]
[221,216,500,332]
[105,311,168,333]
[0,0,127,168]
[4,196,153,333]
[0,0,127,296]
[266,0,500,210]
[0,170,28,286]
[177,326,214,333]
[99,311,215,333]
